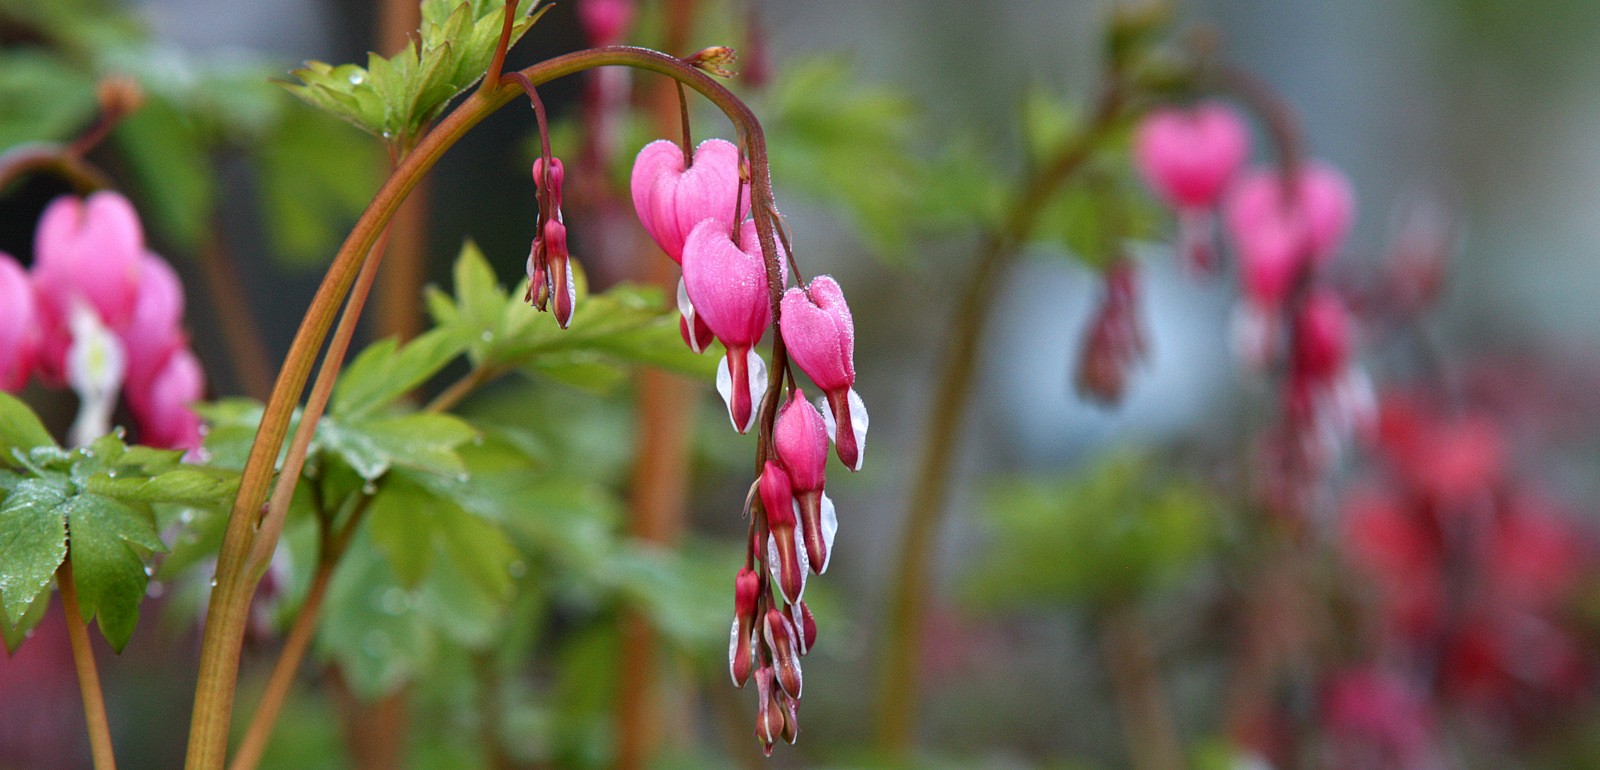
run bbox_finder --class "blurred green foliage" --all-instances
[966,452,1216,610]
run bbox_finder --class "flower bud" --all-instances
[686,46,739,78]
[542,219,576,329]
[763,608,803,699]
[0,254,38,392]
[729,568,760,687]
[630,138,745,263]
[753,666,782,756]
[788,600,818,656]
[780,276,867,470]
[1075,263,1146,406]
[684,219,783,432]
[777,689,799,745]
[760,462,806,604]
[533,157,566,212]
[775,391,837,572]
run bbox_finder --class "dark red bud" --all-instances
[763,608,803,698]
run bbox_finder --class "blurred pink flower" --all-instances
[0,254,38,392]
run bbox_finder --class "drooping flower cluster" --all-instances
[1321,393,1595,765]
[0,191,204,449]
[1135,100,1368,503]
[627,134,867,753]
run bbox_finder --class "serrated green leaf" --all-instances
[331,327,470,419]
[0,584,52,653]
[367,481,437,588]
[0,393,57,467]
[319,412,477,481]
[85,465,240,506]
[66,492,164,650]
[0,477,70,621]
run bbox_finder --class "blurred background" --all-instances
[3,0,1600,767]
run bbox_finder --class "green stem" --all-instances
[58,561,118,770]
[184,46,787,770]
[873,86,1128,753]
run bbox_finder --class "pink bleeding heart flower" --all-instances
[32,191,147,380]
[729,567,760,687]
[542,219,576,329]
[577,0,635,46]
[779,276,866,471]
[118,253,187,393]
[682,218,783,432]
[630,138,745,263]
[774,390,836,573]
[0,254,38,392]
[129,347,205,450]
[760,460,807,605]
[1225,162,1356,305]
[1135,102,1250,272]
[1135,102,1251,209]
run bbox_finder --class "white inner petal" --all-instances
[744,349,768,433]
[846,387,868,471]
[816,394,835,444]
[728,615,745,687]
[818,493,838,574]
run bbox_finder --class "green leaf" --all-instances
[0,477,70,621]
[367,481,437,588]
[0,584,52,653]
[318,533,437,698]
[283,1,545,139]
[112,96,213,249]
[367,475,515,602]
[0,50,98,149]
[65,493,164,651]
[0,393,57,467]
[85,465,240,507]
[255,106,382,266]
[319,412,478,481]
[765,58,926,258]
[331,326,470,419]
[965,453,1215,609]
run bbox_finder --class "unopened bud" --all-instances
[96,74,145,117]
[778,690,799,744]
[761,462,807,603]
[686,46,738,78]
[754,666,783,756]
[729,568,760,687]
[763,608,803,699]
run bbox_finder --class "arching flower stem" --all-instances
[185,45,792,770]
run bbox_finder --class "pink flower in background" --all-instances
[1321,668,1438,770]
[0,255,38,392]
[32,191,145,381]
[577,0,634,46]
[19,192,205,449]
[1135,102,1251,272]
[630,138,745,263]
[682,218,781,432]
[128,348,205,450]
[1226,163,1355,295]
[780,275,867,470]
